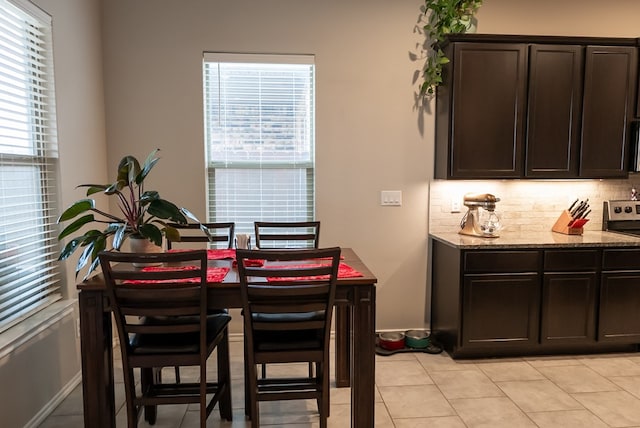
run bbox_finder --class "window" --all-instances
[0,0,61,333]
[202,53,315,238]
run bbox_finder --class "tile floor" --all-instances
[39,338,640,427]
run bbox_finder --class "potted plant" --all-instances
[420,0,483,96]
[57,149,204,279]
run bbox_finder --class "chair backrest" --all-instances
[253,221,320,249]
[98,250,209,358]
[236,247,341,357]
[167,222,235,249]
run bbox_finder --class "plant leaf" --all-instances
[75,243,95,278]
[117,155,142,185]
[81,229,106,244]
[58,214,95,240]
[180,207,201,223]
[147,199,187,223]
[58,199,95,222]
[83,256,102,281]
[112,223,128,250]
[139,224,163,246]
[163,225,180,242]
[58,237,84,261]
[104,182,121,195]
[137,149,160,185]
[91,235,106,262]
[139,191,160,205]
[200,224,215,241]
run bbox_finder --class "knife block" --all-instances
[551,210,583,235]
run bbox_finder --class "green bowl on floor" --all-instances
[404,330,430,349]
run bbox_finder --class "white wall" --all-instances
[0,0,107,425]
[101,0,431,332]
[99,0,640,335]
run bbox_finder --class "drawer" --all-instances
[463,250,540,273]
[603,248,640,270]
[544,249,599,271]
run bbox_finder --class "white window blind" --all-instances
[202,53,315,237]
[0,0,61,333]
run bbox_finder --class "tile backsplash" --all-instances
[429,177,640,234]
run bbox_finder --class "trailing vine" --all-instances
[420,0,483,96]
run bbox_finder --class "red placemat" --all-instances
[265,262,362,282]
[168,249,236,260]
[207,249,236,260]
[233,259,265,268]
[123,266,230,284]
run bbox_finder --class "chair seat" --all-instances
[253,321,324,352]
[132,314,231,355]
[252,310,324,323]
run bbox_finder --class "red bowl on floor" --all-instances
[378,332,405,350]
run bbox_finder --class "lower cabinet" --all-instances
[600,272,640,342]
[462,273,540,348]
[541,249,598,344]
[431,241,640,358]
[541,272,597,344]
[600,248,640,342]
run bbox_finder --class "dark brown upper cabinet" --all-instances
[435,34,638,180]
[580,46,637,178]
[525,45,583,178]
[436,42,527,179]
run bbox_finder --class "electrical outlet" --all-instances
[451,199,461,213]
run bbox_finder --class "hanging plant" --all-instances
[420,0,483,96]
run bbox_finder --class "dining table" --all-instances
[77,247,377,427]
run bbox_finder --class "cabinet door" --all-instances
[580,46,637,178]
[541,272,597,344]
[449,43,527,178]
[462,273,539,349]
[526,45,583,178]
[599,272,640,342]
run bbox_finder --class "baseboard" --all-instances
[24,371,82,428]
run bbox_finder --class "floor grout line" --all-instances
[39,345,640,427]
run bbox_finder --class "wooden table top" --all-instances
[78,247,377,290]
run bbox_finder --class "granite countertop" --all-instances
[429,230,640,249]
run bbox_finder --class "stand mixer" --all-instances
[459,193,502,238]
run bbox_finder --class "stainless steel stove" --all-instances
[603,200,640,237]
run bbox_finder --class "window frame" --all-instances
[0,0,62,333]
[202,53,316,236]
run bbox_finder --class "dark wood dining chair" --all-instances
[252,221,321,379]
[166,222,234,382]
[236,247,341,428]
[254,221,320,249]
[98,250,232,428]
[167,222,235,249]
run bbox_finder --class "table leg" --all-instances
[351,285,376,427]
[335,305,351,387]
[79,291,115,428]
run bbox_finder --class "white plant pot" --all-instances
[128,237,163,267]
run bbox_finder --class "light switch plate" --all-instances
[380,190,402,206]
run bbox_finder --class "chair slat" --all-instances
[166,222,235,249]
[254,221,320,249]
